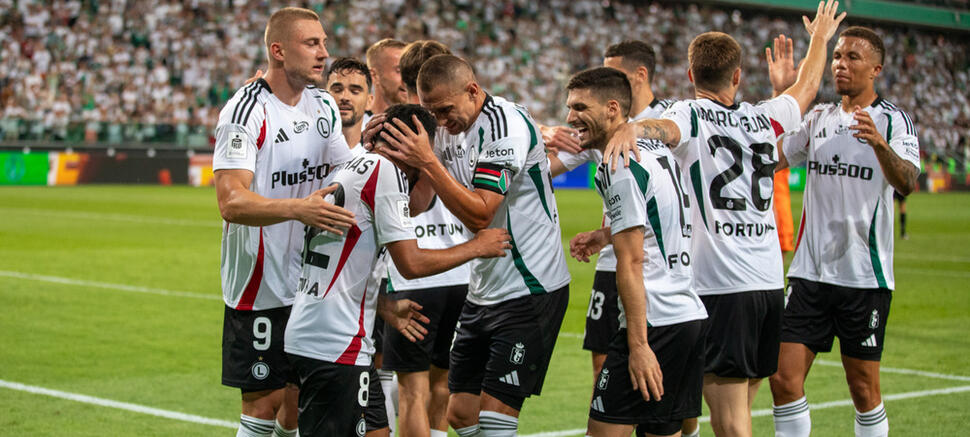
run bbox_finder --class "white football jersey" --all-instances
[383,129,472,291]
[783,98,920,290]
[463,94,570,305]
[663,95,801,295]
[594,139,707,327]
[285,153,416,366]
[214,79,351,310]
[557,98,674,272]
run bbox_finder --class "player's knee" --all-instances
[447,406,478,429]
[769,373,803,401]
[846,377,880,404]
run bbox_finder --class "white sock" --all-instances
[430,430,449,437]
[378,369,397,435]
[479,410,518,436]
[855,402,888,437]
[455,424,483,437]
[683,425,700,437]
[237,414,275,437]
[272,420,297,437]
[773,396,811,437]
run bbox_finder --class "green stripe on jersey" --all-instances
[517,109,539,152]
[690,107,698,138]
[528,164,552,221]
[629,160,650,196]
[646,197,666,259]
[507,210,545,294]
[886,113,893,140]
[690,161,709,229]
[868,199,888,288]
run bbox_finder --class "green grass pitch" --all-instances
[1,186,968,436]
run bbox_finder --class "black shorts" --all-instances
[781,278,892,361]
[700,289,784,378]
[288,354,372,437]
[449,287,569,410]
[589,320,705,433]
[365,366,388,432]
[893,190,906,202]
[372,317,385,356]
[222,305,296,392]
[382,283,468,372]
[583,271,621,354]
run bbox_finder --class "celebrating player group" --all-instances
[213,1,918,436]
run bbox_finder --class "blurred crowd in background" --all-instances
[1,0,968,162]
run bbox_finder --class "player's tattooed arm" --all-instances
[569,227,612,263]
[378,294,430,343]
[613,226,664,402]
[851,108,919,195]
[603,119,680,171]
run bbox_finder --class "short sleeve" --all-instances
[373,163,416,246]
[605,164,648,236]
[213,103,264,172]
[781,117,812,167]
[556,148,600,171]
[886,110,921,170]
[660,101,695,152]
[756,94,801,139]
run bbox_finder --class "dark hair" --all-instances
[417,54,473,95]
[378,104,437,143]
[326,57,372,89]
[688,32,742,92]
[400,40,452,92]
[604,40,657,84]
[840,26,885,65]
[566,67,632,118]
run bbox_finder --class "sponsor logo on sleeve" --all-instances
[397,200,413,228]
[228,131,248,159]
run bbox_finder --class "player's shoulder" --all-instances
[874,98,917,136]
[304,85,338,108]
[219,79,271,126]
[482,94,534,141]
[657,98,675,110]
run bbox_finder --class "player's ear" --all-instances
[732,68,741,87]
[871,63,882,80]
[466,81,480,99]
[637,66,650,84]
[687,68,695,84]
[270,42,285,63]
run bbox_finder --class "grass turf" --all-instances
[1,186,968,435]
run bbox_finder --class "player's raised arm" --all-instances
[767,34,798,97]
[782,0,847,114]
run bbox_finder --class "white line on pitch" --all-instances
[896,267,970,278]
[0,270,220,301]
[895,253,970,263]
[0,207,221,228]
[521,385,970,437]
[0,379,237,429]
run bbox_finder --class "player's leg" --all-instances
[680,418,699,437]
[448,392,483,436]
[397,370,432,436]
[447,301,490,436]
[239,389,283,437]
[583,271,619,435]
[770,279,836,437]
[834,286,892,437]
[746,378,762,410]
[894,191,907,239]
[273,383,299,436]
[366,365,391,437]
[428,285,466,437]
[702,375,752,437]
[428,365,451,436]
[588,419,636,437]
[289,354,371,437]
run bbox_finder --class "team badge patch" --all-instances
[251,361,270,380]
[316,117,331,138]
[869,309,879,329]
[227,131,248,159]
[509,342,526,364]
[397,200,413,228]
[355,417,366,437]
[597,369,610,390]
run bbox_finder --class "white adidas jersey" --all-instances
[462,94,570,305]
[782,98,920,290]
[594,139,707,327]
[663,95,801,295]
[557,99,674,272]
[383,128,472,291]
[285,153,416,366]
[214,79,351,310]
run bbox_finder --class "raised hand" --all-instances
[803,0,847,41]
[767,34,798,95]
[378,115,437,169]
[541,125,582,154]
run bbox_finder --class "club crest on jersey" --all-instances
[597,369,610,390]
[869,309,879,329]
[468,144,479,169]
[293,120,309,133]
[316,117,331,138]
[355,418,366,437]
[251,361,270,380]
[510,342,526,364]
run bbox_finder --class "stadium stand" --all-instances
[0,0,967,162]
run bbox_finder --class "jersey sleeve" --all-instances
[660,101,695,154]
[472,118,531,195]
[756,94,801,140]
[373,162,416,246]
[781,116,812,167]
[886,110,921,170]
[556,149,599,171]
[604,163,649,236]
[213,94,265,172]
